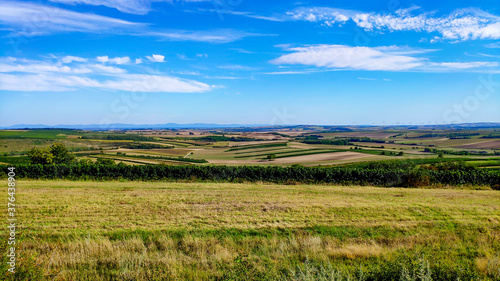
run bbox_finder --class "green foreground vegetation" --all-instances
[1,180,500,280]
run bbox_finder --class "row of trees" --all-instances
[301,137,386,145]
[2,163,499,188]
[424,148,499,156]
[302,139,353,145]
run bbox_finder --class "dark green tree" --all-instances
[27,147,54,164]
[27,143,76,164]
[49,143,76,164]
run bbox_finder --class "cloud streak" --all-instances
[0,56,212,93]
[0,1,263,43]
[270,45,499,72]
[49,0,156,15]
[49,0,212,15]
[144,29,268,43]
[288,7,500,41]
[0,1,141,36]
[271,45,423,71]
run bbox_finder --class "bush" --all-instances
[27,143,75,164]
[267,154,277,160]
[407,172,431,188]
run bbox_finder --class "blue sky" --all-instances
[0,0,499,126]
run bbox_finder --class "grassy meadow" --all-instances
[2,180,500,280]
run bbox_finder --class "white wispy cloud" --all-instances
[49,0,156,15]
[271,45,423,71]
[485,42,500,48]
[135,58,143,64]
[96,56,131,64]
[217,64,257,71]
[89,64,127,74]
[0,73,99,91]
[229,48,255,54]
[146,54,165,62]
[101,74,212,93]
[288,7,500,41]
[0,1,141,36]
[61,56,87,64]
[49,0,212,15]
[199,9,284,22]
[0,62,91,74]
[261,70,321,75]
[476,53,500,59]
[0,1,262,43]
[357,77,392,81]
[177,54,189,60]
[0,56,212,93]
[270,44,499,72]
[144,29,267,43]
[430,62,498,69]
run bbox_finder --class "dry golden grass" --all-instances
[4,180,500,280]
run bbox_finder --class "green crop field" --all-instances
[0,129,80,139]
[3,180,500,280]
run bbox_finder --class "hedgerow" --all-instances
[2,164,499,188]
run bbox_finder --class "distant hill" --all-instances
[0,123,267,130]
[1,122,499,130]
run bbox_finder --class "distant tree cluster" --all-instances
[380,151,404,156]
[302,139,353,145]
[301,136,385,145]
[412,133,480,139]
[27,143,76,164]
[481,135,500,139]
[424,148,499,156]
[191,136,261,142]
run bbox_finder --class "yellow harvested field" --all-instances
[454,140,500,149]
